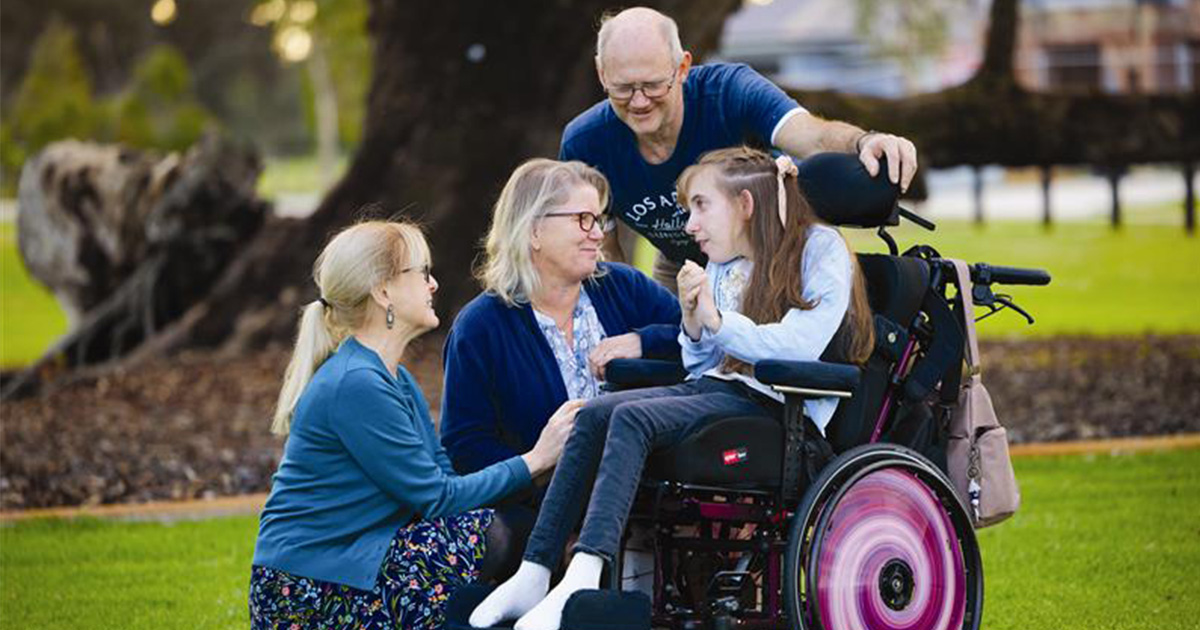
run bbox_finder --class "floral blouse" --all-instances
[533,290,607,400]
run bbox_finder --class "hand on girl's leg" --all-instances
[469,561,551,628]
[513,552,604,630]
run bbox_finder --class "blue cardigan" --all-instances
[253,336,531,590]
[441,262,682,474]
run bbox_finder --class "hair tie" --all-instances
[318,297,330,309]
[774,155,798,228]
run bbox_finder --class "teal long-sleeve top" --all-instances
[252,336,532,590]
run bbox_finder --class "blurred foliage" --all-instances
[254,0,369,149]
[853,0,971,90]
[2,18,96,192]
[104,45,212,151]
[2,20,213,194]
[316,0,369,148]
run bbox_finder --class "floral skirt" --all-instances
[249,509,494,630]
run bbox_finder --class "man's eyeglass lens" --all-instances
[608,77,673,101]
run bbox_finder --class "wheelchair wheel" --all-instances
[783,443,982,630]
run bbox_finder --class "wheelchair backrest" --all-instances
[796,152,939,453]
[825,253,931,453]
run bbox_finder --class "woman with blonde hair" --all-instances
[249,220,578,630]
[439,159,681,477]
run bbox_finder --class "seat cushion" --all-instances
[645,415,783,489]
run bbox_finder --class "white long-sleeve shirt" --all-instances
[680,224,852,434]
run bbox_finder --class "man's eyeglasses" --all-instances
[543,211,615,233]
[604,72,676,103]
[402,264,432,283]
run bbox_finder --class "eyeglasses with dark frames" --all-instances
[604,71,677,103]
[542,211,615,233]
[402,264,433,283]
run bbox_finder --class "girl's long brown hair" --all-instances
[676,147,874,371]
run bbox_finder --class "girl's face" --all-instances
[684,167,751,263]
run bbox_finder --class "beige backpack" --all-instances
[945,258,1020,528]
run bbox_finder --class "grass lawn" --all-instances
[845,219,1200,337]
[0,221,68,368]
[2,448,1197,629]
[978,448,1200,629]
[1,516,256,629]
[634,217,1199,338]
[256,154,348,201]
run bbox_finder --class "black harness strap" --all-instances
[903,290,964,403]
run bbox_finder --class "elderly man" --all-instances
[560,6,918,293]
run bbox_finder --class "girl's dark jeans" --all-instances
[522,378,776,568]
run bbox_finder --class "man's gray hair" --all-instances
[595,8,684,69]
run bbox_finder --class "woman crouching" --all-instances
[249,220,579,630]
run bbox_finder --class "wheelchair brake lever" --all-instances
[973,294,1034,325]
[995,294,1035,325]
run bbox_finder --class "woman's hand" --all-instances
[588,333,642,380]
[677,261,707,341]
[522,399,584,476]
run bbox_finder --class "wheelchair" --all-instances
[597,153,1052,630]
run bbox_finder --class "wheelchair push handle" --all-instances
[970,262,1051,287]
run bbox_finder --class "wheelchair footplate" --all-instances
[444,583,652,630]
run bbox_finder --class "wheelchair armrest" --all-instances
[754,360,860,398]
[604,359,689,391]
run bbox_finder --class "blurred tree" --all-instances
[137,0,741,356]
[853,0,970,93]
[3,18,96,190]
[794,0,1199,170]
[0,0,311,158]
[105,45,213,151]
[251,0,370,186]
[3,25,215,193]
[0,0,148,100]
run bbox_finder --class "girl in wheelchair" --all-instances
[470,146,873,630]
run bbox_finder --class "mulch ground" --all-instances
[2,334,1197,510]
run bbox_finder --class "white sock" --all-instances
[513,552,604,630]
[469,561,551,628]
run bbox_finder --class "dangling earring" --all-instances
[386,304,395,329]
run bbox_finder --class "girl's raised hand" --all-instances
[694,275,721,334]
[677,261,708,340]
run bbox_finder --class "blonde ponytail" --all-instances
[270,220,430,435]
[271,300,342,434]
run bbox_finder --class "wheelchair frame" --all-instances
[610,239,1046,630]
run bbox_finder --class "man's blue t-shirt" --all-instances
[559,62,805,265]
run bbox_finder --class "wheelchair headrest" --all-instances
[796,152,900,229]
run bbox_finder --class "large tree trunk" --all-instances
[131,0,742,358]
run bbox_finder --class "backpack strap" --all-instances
[946,259,982,376]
